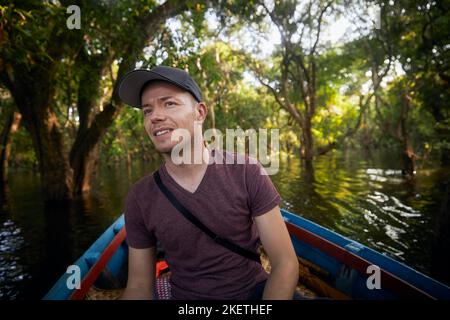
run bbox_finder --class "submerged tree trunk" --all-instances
[1,24,78,200]
[0,110,21,182]
[20,101,74,200]
[69,50,107,195]
[3,61,74,200]
[71,142,101,194]
[401,138,415,177]
[397,92,416,177]
[301,159,315,185]
[300,116,314,161]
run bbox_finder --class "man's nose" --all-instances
[150,106,166,122]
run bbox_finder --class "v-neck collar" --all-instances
[159,150,214,196]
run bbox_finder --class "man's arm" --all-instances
[120,246,156,300]
[254,205,299,300]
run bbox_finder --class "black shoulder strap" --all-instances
[153,171,261,263]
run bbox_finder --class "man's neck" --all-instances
[162,144,210,180]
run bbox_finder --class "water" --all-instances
[0,150,449,299]
[273,151,450,281]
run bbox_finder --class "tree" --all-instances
[352,0,450,174]
[384,0,450,165]
[0,0,202,200]
[255,0,337,162]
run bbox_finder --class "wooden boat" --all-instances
[44,209,450,300]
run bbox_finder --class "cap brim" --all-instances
[118,69,185,108]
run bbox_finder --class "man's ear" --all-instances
[195,102,208,123]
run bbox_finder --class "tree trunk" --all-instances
[301,158,316,185]
[0,110,21,182]
[71,142,100,194]
[1,22,80,200]
[69,50,106,195]
[69,107,119,195]
[300,116,314,161]
[3,64,74,200]
[20,103,73,200]
[401,139,415,177]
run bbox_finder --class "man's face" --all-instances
[141,81,206,154]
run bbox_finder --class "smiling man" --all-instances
[117,66,298,300]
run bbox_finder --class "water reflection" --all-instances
[0,219,29,299]
[0,150,449,299]
[0,161,159,299]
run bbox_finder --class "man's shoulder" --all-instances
[209,149,265,187]
[128,170,158,199]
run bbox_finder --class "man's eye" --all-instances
[165,101,176,107]
[143,109,152,115]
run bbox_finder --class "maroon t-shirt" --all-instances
[124,149,281,299]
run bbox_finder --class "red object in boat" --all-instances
[156,261,169,277]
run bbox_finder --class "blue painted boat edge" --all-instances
[44,209,450,300]
[43,215,125,300]
[281,209,450,299]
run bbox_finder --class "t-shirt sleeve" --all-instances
[124,189,156,249]
[245,158,281,217]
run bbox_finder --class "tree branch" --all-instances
[310,1,333,56]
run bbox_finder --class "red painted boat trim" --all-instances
[285,221,435,299]
[70,227,127,300]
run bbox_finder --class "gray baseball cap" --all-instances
[118,66,202,108]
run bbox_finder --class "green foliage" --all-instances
[1,0,448,169]
[380,0,450,158]
[101,106,158,163]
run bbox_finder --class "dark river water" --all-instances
[0,149,449,299]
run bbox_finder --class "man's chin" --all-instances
[154,145,173,155]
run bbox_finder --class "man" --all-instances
[118,66,298,300]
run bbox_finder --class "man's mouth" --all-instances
[153,128,174,137]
